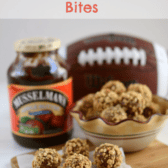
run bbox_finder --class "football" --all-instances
[59,33,168,101]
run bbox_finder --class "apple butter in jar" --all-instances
[7,37,73,148]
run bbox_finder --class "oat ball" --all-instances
[143,102,160,118]
[79,94,94,116]
[73,100,83,111]
[62,138,89,159]
[63,153,92,168]
[32,148,61,168]
[94,143,123,168]
[133,114,147,122]
[120,91,146,115]
[101,80,126,95]
[100,105,127,123]
[93,89,119,112]
[127,83,152,106]
[85,108,100,119]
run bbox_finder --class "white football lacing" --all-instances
[78,47,146,66]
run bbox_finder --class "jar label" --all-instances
[8,78,73,138]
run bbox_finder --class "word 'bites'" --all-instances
[66,2,98,13]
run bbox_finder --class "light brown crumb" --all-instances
[73,100,83,111]
[62,138,89,159]
[94,143,123,168]
[79,94,94,116]
[120,91,146,115]
[101,80,126,95]
[127,83,152,106]
[63,153,92,168]
[93,89,119,113]
[32,148,61,168]
[100,105,127,123]
[133,114,147,122]
[84,108,100,119]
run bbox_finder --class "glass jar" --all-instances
[7,37,73,148]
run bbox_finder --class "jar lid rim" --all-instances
[14,37,61,52]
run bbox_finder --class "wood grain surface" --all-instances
[11,140,168,168]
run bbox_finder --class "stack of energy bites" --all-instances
[76,80,161,123]
[32,138,123,168]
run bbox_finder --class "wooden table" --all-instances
[11,140,168,168]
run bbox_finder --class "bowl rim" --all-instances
[70,110,168,126]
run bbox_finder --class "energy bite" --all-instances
[100,105,127,123]
[63,153,92,168]
[127,83,152,106]
[93,89,119,113]
[32,148,61,168]
[143,102,160,118]
[133,114,147,122]
[120,91,146,115]
[94,143,123,168]
[101,80,126,95]
[73,100,83,111]
[79,94,94,116]
[62,138,89,159]
[85,109,100,119]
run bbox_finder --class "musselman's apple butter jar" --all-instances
[7,37,73,148]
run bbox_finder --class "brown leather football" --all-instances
[59,33,168,101]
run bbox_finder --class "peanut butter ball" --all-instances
[93,89,119,113]
[32,148,61,168]
[79,94,94,116]
[101,80,126,95]
[84,109,100,119]
[120,91,146,115]
[63,153,92,168]
[127,83,152,106]
[133,114,147,122]
[100,105,127,123]
[94,143,123,168]
[62,138,89,159]
[73,100,83,111]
